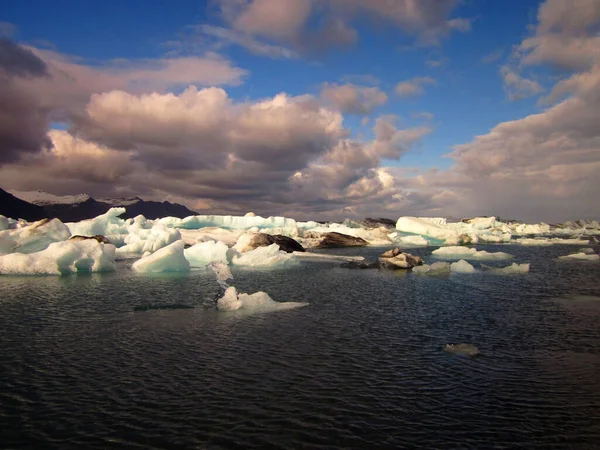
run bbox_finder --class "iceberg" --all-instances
[0,215,8,231]
[66,208,130,245]
[231,244,297,267]
[0,218,72,254]
[396,217,458,240]
[179,227,241,247]
[116,226,181,256]
[185,240,229,266]
[432,246,513,260]
[398,235,430,246]
[558,252,600,261]
[132,240,190,273]
[0,240,116,275]
[450,259,476,273]
[156,214,298,231]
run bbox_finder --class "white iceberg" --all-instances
[179,227,241,247]
[231,244,297,267]
[185,240,229,266]
[157,214,298,231]
[450,259,476,273]
[0,215,8,231]
[558,252,600,261]
[398,235,430,246]
[116,226,181,256]
[432,246,513,260]
[66,207,127,238]
[132,240,190,272]
[0,218,72,254]
[0,240,116,275]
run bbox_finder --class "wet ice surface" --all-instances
[1,243,600,449]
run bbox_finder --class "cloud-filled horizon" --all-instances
[0,0,599,222]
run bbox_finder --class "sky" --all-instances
[0,0,599,222]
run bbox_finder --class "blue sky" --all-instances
[1,0,598,221]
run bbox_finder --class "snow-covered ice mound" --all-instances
[231,244,297,267]
[450,259,476,273]
[132,240,190,273]
[0,240,116,275]
[217,286,308,313]
[432,246,513,260]
[558,252,600,261]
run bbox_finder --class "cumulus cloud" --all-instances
[320,83,387,114]
[0,38,246,164]
[395,77,436,97]
[426,0,600,221]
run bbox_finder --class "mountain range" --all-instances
[0,189,198,222]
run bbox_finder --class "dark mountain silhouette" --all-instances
[0,188,47,221]
[1,189,198,222]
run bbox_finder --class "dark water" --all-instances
[1,244,600,449]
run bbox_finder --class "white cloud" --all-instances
[320,83,387,114]
[500,66,544,100]
[395,77,436,97]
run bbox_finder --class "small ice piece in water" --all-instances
[209,261,234,290]
[558,252,600,261]
[445,343,480,357]
[432,246,512,260]
[412,261,451,275]
[482,263,530,274]
[217,286,243,311]
[132,240,190,272]
[450,259,476,273]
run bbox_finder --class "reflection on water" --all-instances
[1,244,600,448]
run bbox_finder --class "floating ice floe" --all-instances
[432,246,513,260]
[558,252,600,261]
[216,286,308,313]
[412,261,451,275]
[516,237,590,246]
[132,240,190,272]
[482,263,530,274]
[445,343,480,357]
[0,240,116,275]
[230,244,297,267]
[450,259,476,273]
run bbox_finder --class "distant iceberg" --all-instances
[432,246,513,260]
[0,240,116,275]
